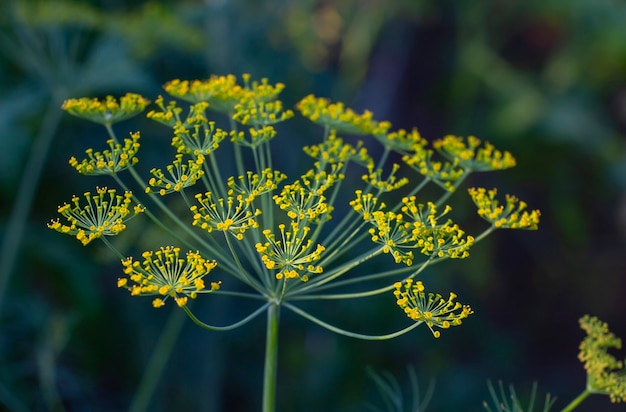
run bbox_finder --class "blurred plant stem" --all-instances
[129,307,187,412]
[263,303,280,412]
[0,90,65,313]
[560,390,590,412]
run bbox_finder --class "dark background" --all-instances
[1,1,625,411]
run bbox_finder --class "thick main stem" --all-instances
[262,303,280,412]
[560,389,591,412]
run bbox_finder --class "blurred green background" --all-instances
[1,0,625,411]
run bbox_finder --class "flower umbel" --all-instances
[69,132,141,175]
[48,187,144,245]
[62,93,150,125]
[296,94,390,135]
[402,144,465,192]
[578,315,626,403]
[433,135,516,172]
[394,279,473,338]
[468,187,541,230]
[191,192,261,239]
[51,73,543,412]
[146,153,205,196]
[118,246,220,308]
[255,222,325,281]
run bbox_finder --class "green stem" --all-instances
[262,303,280,412]
[129,308,187,412]
[284,302,422,340]
[182,302,269,331]
[435,172,469,208]
[560,389,591,412]
[0,92,64,313]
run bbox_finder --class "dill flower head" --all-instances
[191,192,261,240]
[62,93,150,125]
[232,99,294,127]
[118,246,220,308]
[297,94,390,135]
[354,194,473,265]
[163,75,245,111]
[172,118,228,156]
[255,222,325,282]
[48,187,144,245]
[163,74,285,114]
[393,279,473,338]
[578,315,626,403]
[402,145,465,192]
[146,153,205,196]
[468,187,541,230]
[69,132,141,176]
[433,135,516,172]
[374,128,426,153]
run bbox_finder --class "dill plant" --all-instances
[49,74,541,411]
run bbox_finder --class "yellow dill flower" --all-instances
[48,187,144,245]
[273,179,333,222]
[362,163,410,193]
[232,99,294,127]
[171,119,228,156]
[433,135,516,172]
[118,246,220,308]
[191,192,261,240]
[69,132,140,176]
[359,198,472,265]
[62,93,150,125]
[578,315,626,403]
[146,154,205,196]
[163,75,284,114]
[296,94,391,135]
[163,75,247,112]
[374,128,426,153]
[255,222,325,282]
[231,125,278,148]
[402,145,465,192]
[227,169,287,203]
[468,187,540,230]
[303,132,373,168]
[146,96,185,128]
[242,75,286,102]
[350,190,386,222]
[402,199,474,259]
[393,279,473,338]
[368,210,415,265]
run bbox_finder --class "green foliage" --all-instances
[365,366,434,412]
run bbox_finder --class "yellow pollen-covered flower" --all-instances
[163,75,285,114]
[578,315,626,403]
[468,187,540,230]
[255,221,325,282]
[233,99,294,127]
[297,94,391,135]
[362,163,409,193]
[62,93,150,125]
[403,144,465,192]
[191,192,261,238]
[393,280,473,338]
[433,135,516,172]
[69,132,141,176]
[227,169,287,203]
[146,153,205,195]
[374,128,426,153]
[48,187,144,245]
[118,246,219,308]
[171,118,228,156]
